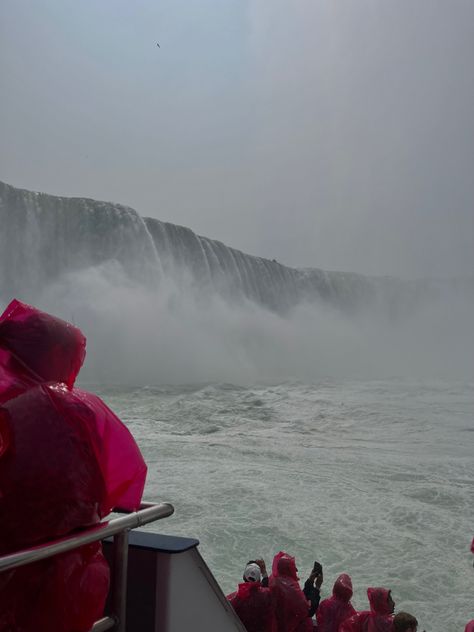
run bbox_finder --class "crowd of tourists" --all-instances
[227,538,474,631]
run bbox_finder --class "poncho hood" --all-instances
[333,574,353,602]
[272,551,298,580]
[367,587,392,615]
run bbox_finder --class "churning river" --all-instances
[93,378,473,630]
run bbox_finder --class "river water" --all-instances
[94,379,473,630]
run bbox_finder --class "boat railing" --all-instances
[0,501,175,632]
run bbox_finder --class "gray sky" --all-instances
[1,0,473,278]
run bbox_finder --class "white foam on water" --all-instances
[95,379,473,631]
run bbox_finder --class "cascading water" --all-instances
[2,179,473,316]
[0,181,162,301]
[145,216,305,310]
[1,179,394,313]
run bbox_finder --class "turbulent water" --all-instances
[92,379,474,631]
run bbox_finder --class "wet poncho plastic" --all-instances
[227,581,274,632]
[0,300,147,631]
[0,384,105,553]
[0,300,147,540]
[316,573,357,632]
[466,538,474,631]
[0,382,147,552]
[0,543,109,632]
[269,551,312,632]
[0,299,86,401]
[340,587,393,632]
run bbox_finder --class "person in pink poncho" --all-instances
[339,587,395,632]
[227,562,275,632]
[316,573,356,632]
[0,299,147,632]
[269,552,312,632]
[465,537,474,632]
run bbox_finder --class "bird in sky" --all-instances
[156,42,160,48]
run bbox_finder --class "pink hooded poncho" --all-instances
[227,581,274,632]
[0,299,147,551]
[0,298,86,401]
[269,552,312,632]
[0,299,148,632]
[340,587,394,632]
[465,538,474,632]
[316,573,357,632]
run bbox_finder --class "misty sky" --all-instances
[1,0,473,278]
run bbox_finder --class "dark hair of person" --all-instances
[393,611,418,632]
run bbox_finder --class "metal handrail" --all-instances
[0,501,174,573]
[0,501,174,632]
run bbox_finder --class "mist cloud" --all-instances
[35,264,474,385]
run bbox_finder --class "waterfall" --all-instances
[0,181,162,301]
[1,180,471,316]
[144,217,386,312]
